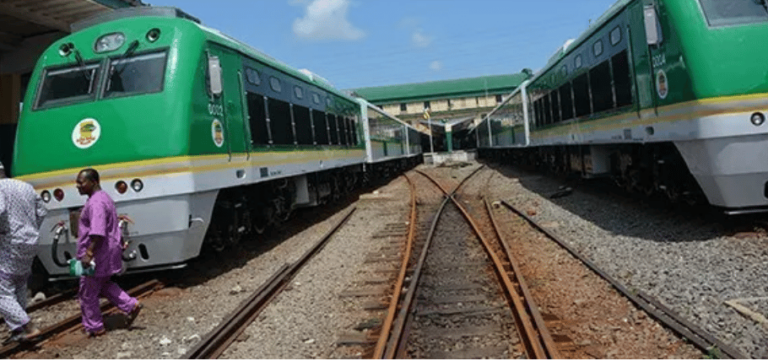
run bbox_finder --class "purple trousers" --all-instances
[78,276,137,334]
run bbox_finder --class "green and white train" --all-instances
[478,0,768,214]
[12,7,423,278]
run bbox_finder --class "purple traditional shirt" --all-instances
[76,190,123,277]
[0,179,47,277]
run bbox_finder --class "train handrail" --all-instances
[51,218,138,268]
[51,221,72,268]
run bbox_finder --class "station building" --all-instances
[0,0,144,174]
[351,71,531,152]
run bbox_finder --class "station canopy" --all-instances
[0,0,142,54]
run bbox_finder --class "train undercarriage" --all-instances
[203,156,422,251]
[479,142,705,205]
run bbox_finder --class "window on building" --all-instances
[400,103,407,111]
[423,101,430,110]
[269,77,281,93]
[495,94,502,103]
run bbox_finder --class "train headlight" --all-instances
[58,43,73,57]
[53,189,64,202]
[41,190,51,203]
[750,112,765,126]
[94,32,125,53]
[146,28,161,42]
[115,181,128,194]
[130,179,144,192]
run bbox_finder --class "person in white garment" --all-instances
[0,162,46,344]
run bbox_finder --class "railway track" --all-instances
[371,165,557,359]
[0,279,163,358]
[498,199,747,359]
[184,207,357,359]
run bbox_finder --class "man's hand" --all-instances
[82,253,93,268]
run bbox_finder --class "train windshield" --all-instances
[699,0,768,27]
[103,51,167,98]
[36,62,100,109]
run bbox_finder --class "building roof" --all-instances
[0,0,143,53]
[351,73,531,104]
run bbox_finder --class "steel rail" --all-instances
[500,200,748,359]
[484,198,561,359]
[371,175,418,359]
[374,166,484,359]
[0,279,162,358]
[186,207,357,359]
[415,168,553,359]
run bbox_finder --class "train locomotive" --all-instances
[477,0,768,214]
[12,7,423,278]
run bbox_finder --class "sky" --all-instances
[144,0,619,91]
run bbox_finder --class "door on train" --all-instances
[207,44,250,160]
[627,1,658,114]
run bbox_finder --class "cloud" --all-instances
[411,29,432,48]
[292,0,365,41]
[429,61,442,71]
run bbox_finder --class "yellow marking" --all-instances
[20,149,366,190]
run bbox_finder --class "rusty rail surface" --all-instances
[484,198,561,358]
[377,165,545,359]
[409,167,556,359]
[0,279,162,358]
[371,175,418,359]
[185,207,356,359]
[500,200,747,359]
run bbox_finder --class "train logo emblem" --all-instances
[71,118,101,149]
[656,70,668,99]
[212,119,224,147]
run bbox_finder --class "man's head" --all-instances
[76,168,100,196]
[0,161,5,179]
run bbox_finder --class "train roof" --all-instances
[72,6,355,104]
[531,0,631,83]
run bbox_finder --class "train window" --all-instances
[246,92,270,145]
[699,0,768,26]
[36,61,100,109]
[612,50,633,108]
[572,74,590,117]
[551,91,561,124]
[337,114,348,146]
[269,77,281,93]
[610,26,622,45]
[293,105,313,145]
[328,114,339,145]
[593,40,604,57]
[294,86,304,99]
[312,110,329,145]
[542,93,552,125]
[104,51,167,99]
[575,55,583,69]
[267,98,294,145]
[245,68,261,85]
[589,60,613,113]
[559,82,574,121]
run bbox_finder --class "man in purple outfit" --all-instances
[75,168,141,337]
